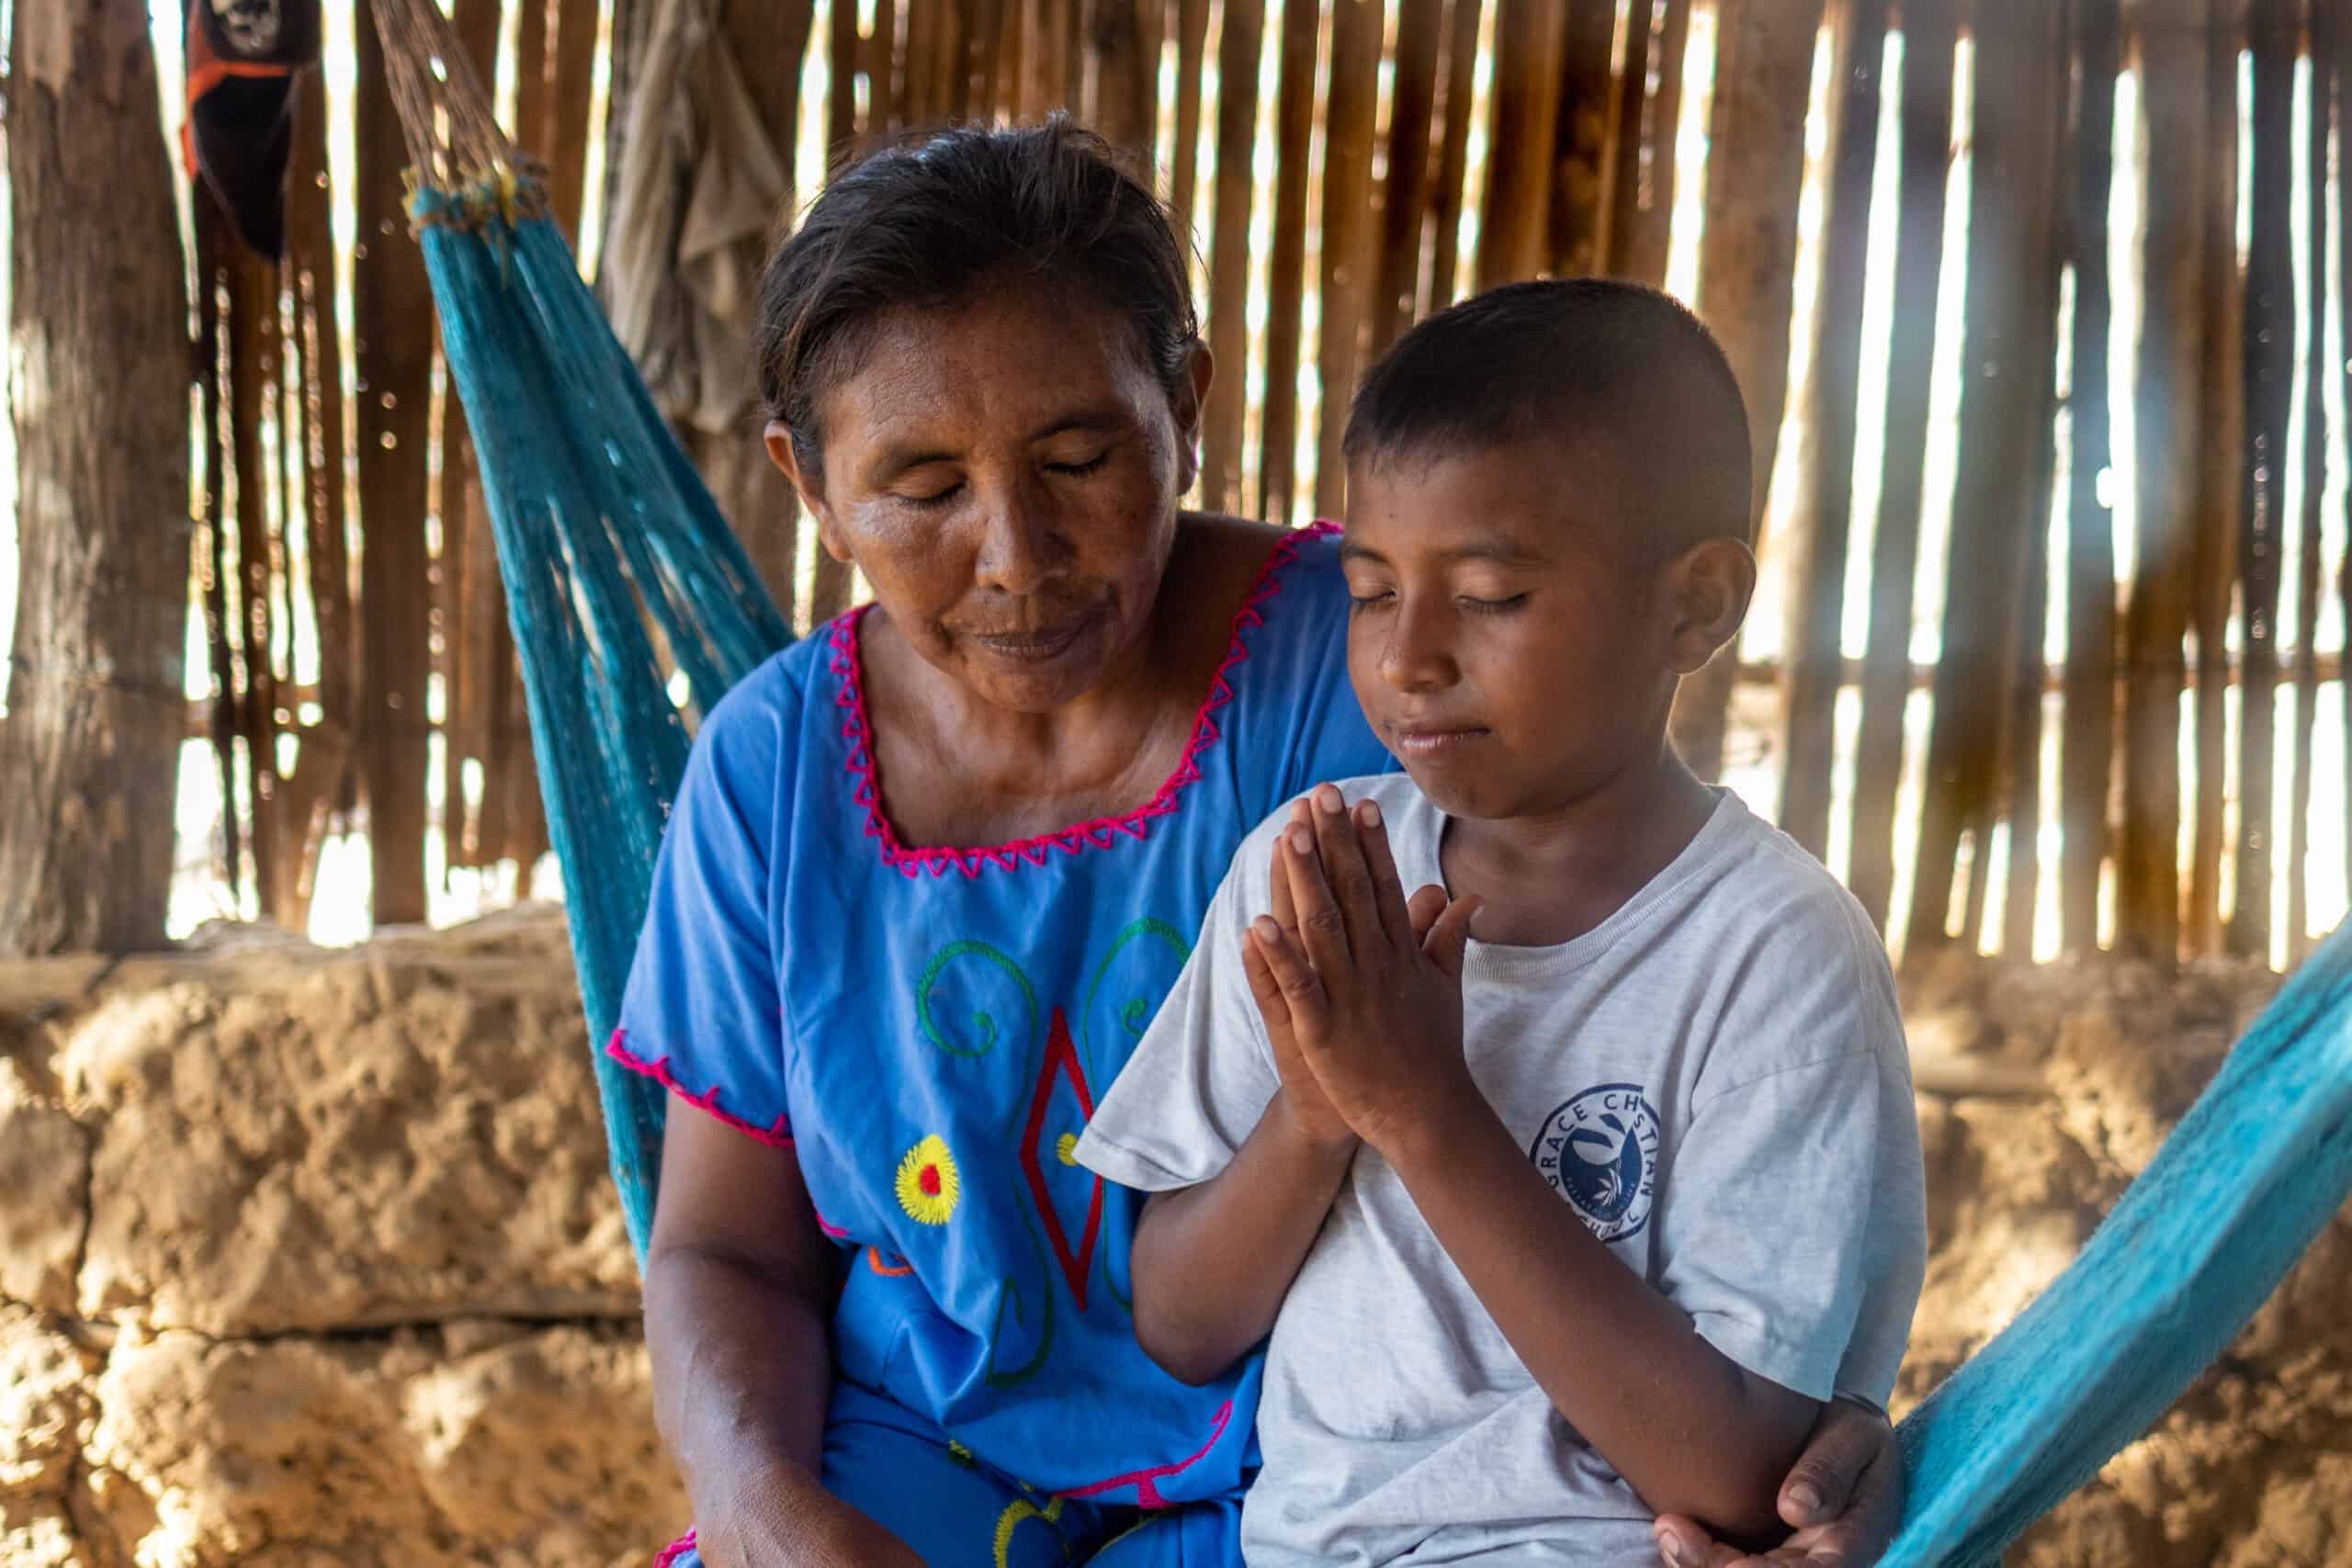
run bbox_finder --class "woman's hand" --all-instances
[1650,1398,1905,1567]
[1245,784,1481,1158]
[696,1483,926,1568]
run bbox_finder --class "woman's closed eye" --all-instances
[899,481,965,509]
[1459,592,1529,615]
[1046,450,1112,479]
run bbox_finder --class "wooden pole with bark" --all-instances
[2289,0,2330,961]
[1549,0,1621,278]
[1780,0,1887,863]
[1906,0,2066,955]
[1849,0,1953,934]
[2233,0,2293,960]
[2119,0,2216,964]
[0,0,191,954]
[1257,0,1320,525]
[1674,0,1826,781]
[2183,1,2243,956]
[1200,0,1266,513]
[2061,0,2120,953]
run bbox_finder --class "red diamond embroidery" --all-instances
[1021,1009,1103,1308]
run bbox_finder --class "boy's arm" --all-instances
[1254,790,1827,1541]
[1380,1101,1818,1541]
[1079,799,1375,1385]
[1128,1088,1357,1383]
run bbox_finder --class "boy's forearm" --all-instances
[1384,1100,1816,1540]
[1128,1091,1359,1384]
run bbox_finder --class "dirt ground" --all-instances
[1,908,2346,1566]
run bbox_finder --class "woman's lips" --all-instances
[967,614,1094,662]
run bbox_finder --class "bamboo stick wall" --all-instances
[178,0,2352,969]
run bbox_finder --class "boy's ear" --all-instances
[765,420,853,564]
[1663,537,1756,676]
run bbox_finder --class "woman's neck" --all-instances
[854,516,1281,848]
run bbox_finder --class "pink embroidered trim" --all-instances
[1056,1399,1234,1509]
[606,1030,796,1148]
[831,521,1344,879]
[651,1529,695,1567]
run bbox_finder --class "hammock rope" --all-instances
[365,0,2352,1557]
[373,0,790,1257]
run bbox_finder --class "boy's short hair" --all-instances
[1342,279,1755,558]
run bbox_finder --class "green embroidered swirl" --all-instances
[984,1200,1059,1387]
[918,941,1038,1059]
[1080,919,1192,1081]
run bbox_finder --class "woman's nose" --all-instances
[972,481,1072,596]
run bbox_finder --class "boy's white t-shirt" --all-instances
[1076,774,1928,1568]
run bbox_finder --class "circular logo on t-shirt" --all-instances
[1530,1084,1661,1243]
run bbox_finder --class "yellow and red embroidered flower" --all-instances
[896,1134,961,1224]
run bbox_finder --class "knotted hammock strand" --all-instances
[368,0,790,1258]
[362,1,2352,1558]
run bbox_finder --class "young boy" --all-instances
[1075,280,1927,1567]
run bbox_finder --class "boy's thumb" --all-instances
[1424,895,1480,978]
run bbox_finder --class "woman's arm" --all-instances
[644,1107,921,1568]
[1128,1089,1357,1383]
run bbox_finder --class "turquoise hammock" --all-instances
[372,3,2352,1561]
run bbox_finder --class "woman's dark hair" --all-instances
[756,116,1200,475]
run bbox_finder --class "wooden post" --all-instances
[2336,1,2352,912]
[907,0,946,123]
[2005,230,2066,962]
[1477,0,1570,289]
[548,0,601,234]
[1315,0,1384,518]
[1549,0,1622,278]
[1429,0,1485,308]
[517,0,552,147]
[2289,0,2331,961]
[225,211,285,921]
[1780,0,1888,863]
[1170,0,1213,238]
[2061,0,2120,953]
[356,0,438,926]
[2119,0,2213,963]
[1257,0,1319,525]
[196,202,245,900]
[1371,0,1448,355]
[2185,2,2243,955]
[439,0,502,872]
[288,66,357,867]
[1200,0,1267,512]
[718,0,820,617]
[1905,0,2065,954]
[831,0,861,158]
[2233,0,2292,960]
[1605,0,1691,288]
[0,0,190,953]
[1673,0,1826,781]
[1849,0,1953,934]
[1086,0,1162,164]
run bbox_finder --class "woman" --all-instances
[616,118,1905,1568]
